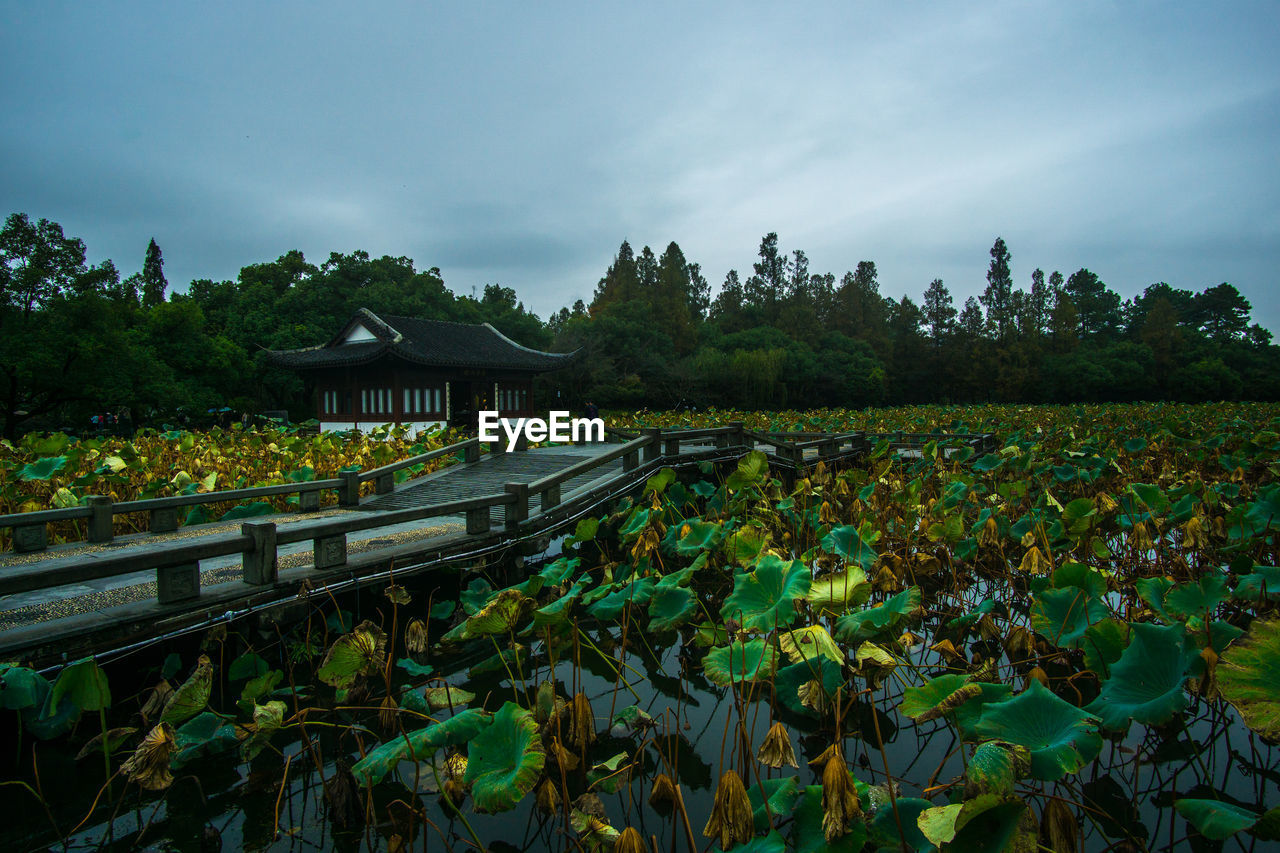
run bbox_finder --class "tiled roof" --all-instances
[265,309,578,372]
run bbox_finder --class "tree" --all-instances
[1192,283,1251,343]
[141,238,168,308]
[980,237,1014,339]
[1048,289,1079,353]
[1065,268,1121,339]
[921,278,956,349]
[743,233,789,322]
[1140,296,1182,393]
[590,241,640,312]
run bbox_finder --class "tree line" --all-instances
[1,211,1275,437]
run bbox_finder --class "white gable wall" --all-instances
[342,324,378,343]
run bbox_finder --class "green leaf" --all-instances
[241,700,286,760]
[868,796,934,851]
[316,623,385,689]
[228,651,269,681]
[221,501,274,520]
[429,599,457,620]
[1217,617,1280,739]
[746,775,800,832]
[1029,587,1109,648]
[966,741,1030,796]
[0,665,45,711]
[725,830,787,852]
[586,577,655,620]
[833,587,921,643]
[1081,618,1130,677]
[721,555,812,632]
[396,658,435,677]
[1174,799,1259,841]
[420,685,475,711]
[464,702,545,813]
[821,525,879,572]
[351,708,494,785]
[790,785,866,852]
[162,658,213,726]
[726,450,768,491]
[49,657,110,713]
[1084,622,1199,730]
[807,568,871,615]
[974,680,1102,782]
[161,653,183,680]
[172,711,240,769]
[676,519,726,555]
[644,467,676,495]
[19,456,68,481]
[703,638,780,687]
[460,588,533,638]
[900,674,1012,739]
[533,578,590,627]
[648,584,698,633]
[1165,574,1228,620]
[1233,565,1280,602]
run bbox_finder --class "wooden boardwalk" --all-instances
[0,425,995,666]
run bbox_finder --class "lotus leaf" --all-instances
[721,555,811,632]
[779,624,844,665]
[586,577,655,620]
[460,588,533,638]
[1029,586,1109,647]
[49,657,110,713]
[172,712,239,770]
[774,656,845,717]
[533,578,590,627]
[1080,618,1130,677]
[352,708,494,785]
[790,785,867,853]
[746,775,800,831]
[833,586,922,643]
[228,651,269,681]
[821,525,879,572]
[726,450,768,491]
[316,622,386,689]
[965,741,1030,796]
[974,680,1102,781]
[1174,798,1260,841]
[703,638,780,687]
[900,674,1011,739]
[807,568,871,615]
[1165,574,1228,620]
[1085,622,1199,729]
[162,656,214,725]
[1233,565,1280,602]
[1217,617,1280,738]
[648,584,698,632]
[464,702,545,813]
[867,796,934,852]
[676,519,725,554]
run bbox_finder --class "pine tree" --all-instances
[141,238,167,308]
[980,237,1014,339]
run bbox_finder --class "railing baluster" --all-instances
[243,521,278,585]
[87,496,113,543]
[504,483,529,532]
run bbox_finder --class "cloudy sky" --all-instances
[3,2,1278,329]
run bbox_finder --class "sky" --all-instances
[3,1,1278,330]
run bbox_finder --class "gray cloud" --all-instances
[2,1,1277,329]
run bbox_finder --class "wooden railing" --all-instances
[0,434,484,554]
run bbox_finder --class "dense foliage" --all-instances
[2,212,1277,437]
[3,402,1279,850]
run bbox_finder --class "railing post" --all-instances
[375,472,394,495]
[243,521,278,585]
[464,440,481,463]
[87,496,113,543]
[466,505,491,534]
[12,522,47,553]
[299,488,320,512]
[504,483,529,532]
[339,470,361,507]
[541,483,561,512]
[730,421,745,449]
[157,562,200,604]
[514,434,529,452]
[150,506,179,533]
[664,435,680,457]
[623,447,639,471]
[642,428,661,463]
[313,533,347,569]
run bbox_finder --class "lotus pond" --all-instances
[3,402,1280,852]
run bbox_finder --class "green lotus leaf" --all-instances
[703,638,780,687]
[1233,565,1280,602]
[1029,587,1109,648]
[868,796,933,852]
[833,586,922,644]
[1051,562,1108,599]
[317,622,386,689]
[172,711,239,770]
[396,658,435,677]
[920,794,1031,851]
[974,680,1102,782]
[1174,799,1260,841]
[676,519,725,554]
[1135,577,1174,622]
[0,665,44,711]
[724,830,787,853]
[644,467,676,495]
[1129,483,1170,516]
[460,578,495,615]
[464,702,545,813]
[746,775,800,832]
[420,685,475,711]
[618,507,651,539]
[533,578,589,627]
[790,785,867,853]
[648,584,698,633]
[538,556,579,586]
[807,568,871,616]
[900,674,1012,739]
[49,657,110,713]
[461,588,533,638]
[1080,618,1131,678]
[1084,622,1199,730]
[821,525,879,572]
[947,598,995,631]
[1243,484,1280,533]
[965,741,1030,796]
[587,577,655,620]
[723,524,771,564]
[228,651,269,681]
[774,656,845,717]
[162,658,214,725]
[221,501,274,520]
[468,644,528,678]
[721,555,812,632]
[779,624,845,665]
[656,557,701,589]
[1165,574,1228,620]
[564,516,600,546]
[19,456,68,481]
[241,700,286,761]
[352,708,494,785]
[1208,619,1245,654]
[689,479,717,498]
[726,450,768,491]
[1217,617,1280,739]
